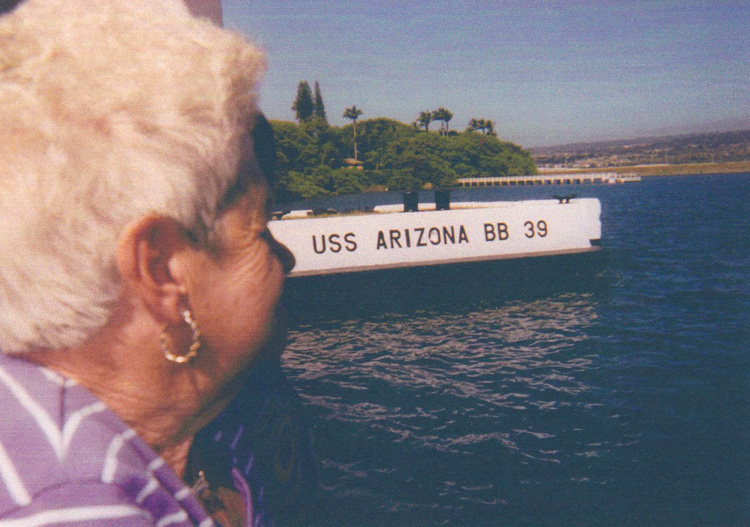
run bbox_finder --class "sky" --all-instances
[223,0,750,148]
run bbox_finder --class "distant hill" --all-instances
[532,130,750,169]
[269,117,536,201]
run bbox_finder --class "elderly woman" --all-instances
[0,0,299,525]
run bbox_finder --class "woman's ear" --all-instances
[116,215,194,323]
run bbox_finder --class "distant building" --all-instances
[343,158,364,170]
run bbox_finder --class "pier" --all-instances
[456,172,640,187]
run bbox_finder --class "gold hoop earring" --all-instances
[160,309,202,364]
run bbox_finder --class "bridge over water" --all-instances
[457,172,640,187]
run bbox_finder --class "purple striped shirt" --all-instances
[0,353,258,526]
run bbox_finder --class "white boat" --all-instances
[269,197,602,278]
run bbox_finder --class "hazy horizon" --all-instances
[223,1,749,149]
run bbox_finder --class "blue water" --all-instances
[280,174,750,526]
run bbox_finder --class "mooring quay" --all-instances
[270,198,602,277]
[457,172,640,187]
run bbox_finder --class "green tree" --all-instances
[467,118,497,136]
[284,170,327,199]
[484,120,496,136]
[292,81,313,121]
[355,118,416,169]
[414,111,433,132]
[432,107,453,136]
[313,80,327,123]
[467,118,481,133]
[326,168,366,195]
[343,105,364,160]
[268,113,536,202]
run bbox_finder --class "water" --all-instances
[280,174,750,526]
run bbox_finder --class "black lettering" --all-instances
[524,221,535,238]
[416,227,427,247]
[377,231,387,249]
[524,220,547,238]
[485,223,508,242]
[329,233,342,253]
[428,227,441,245]
[404,229,411,247]
[443,226,455,244]
[389,229,402,248]
[345,232,357,251]
[312,235,326,254]
[497,222,508,240]
[458,225,469,243]
[484,223,496,242]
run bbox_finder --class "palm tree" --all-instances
[484,119,496,136]
[432,109,444,134]
[343,105,364,160]
[433,107,453,136]
[415,111,433,132]
[467,118,481,133]
[467,118,497,136]
[441,108,453,135]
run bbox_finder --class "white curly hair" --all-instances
[0,0,266,352]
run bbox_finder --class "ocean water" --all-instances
[280,173,750,526]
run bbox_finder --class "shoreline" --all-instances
[539,160,750,177]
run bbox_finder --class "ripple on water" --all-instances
[280,174,750,526]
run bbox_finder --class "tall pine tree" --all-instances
[292,81,313,121]
[313,80,327,123]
